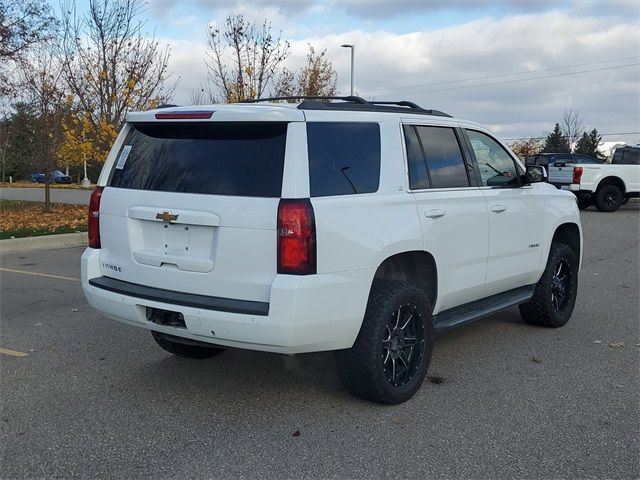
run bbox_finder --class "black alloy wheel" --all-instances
[336,280,434,404]
[603,191,618,208]
[550,258,572,314]
[595,184,623,212]
[519,242,578,328]
[382,302,426,387]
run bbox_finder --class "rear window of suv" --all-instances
[109,122,287,197]
[307,122,381,197]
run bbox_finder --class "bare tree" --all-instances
[21,49,67,212]
[561,110,585,152]
[187,85,220,105]
[0,0,55,96]
[204,15,289,102]
[57,0,175,161]
[273,45,337,99]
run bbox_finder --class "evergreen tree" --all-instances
[574,129,605,161]
[542,123,570,153]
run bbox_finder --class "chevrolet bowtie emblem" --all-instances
[156,211,178,223]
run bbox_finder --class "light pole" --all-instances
[80,130,91,188]
[341,44,355,96]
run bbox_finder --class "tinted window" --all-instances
[467,130,519,187]
[623,148,640,165]
[415,126,469,188]
[614,148,640,165]
[403,126,429,189]
[307,122,380,197]
[110,122,287,197]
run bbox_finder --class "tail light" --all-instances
[88,186,104,248]
[277,199,316,275]
[573,166,584,184]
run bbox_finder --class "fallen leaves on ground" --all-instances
[0,200,87,239]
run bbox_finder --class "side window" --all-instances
[307,122,381,197]
[466,130,519,187]
[415,126,469,188]
[623,148,640,165]
[403,125,429,189]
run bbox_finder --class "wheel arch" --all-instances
[552,222,581,269]
[596,175,626,194]
[370,251,438,311]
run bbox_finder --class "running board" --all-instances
[433,285,535,332]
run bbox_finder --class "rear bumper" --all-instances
[82,248,373,354]
[556,183,580,192]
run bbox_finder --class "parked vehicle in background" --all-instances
[547,154,640,211]
[611,146,640,165]
[82,97,582,404]
[30,170,73,184]
[526,153,602,168]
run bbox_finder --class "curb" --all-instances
[0,232,88,254]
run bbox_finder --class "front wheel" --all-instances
[335,280,434,404]
[519,242,578,328]
[151,331,226,359]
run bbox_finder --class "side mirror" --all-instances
[524,165,547,184]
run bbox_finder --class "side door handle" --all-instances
[490,204,507,213]
[424,209,446,219]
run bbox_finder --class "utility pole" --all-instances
[341,44,355,96]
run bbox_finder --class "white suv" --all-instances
[82,97,582,404]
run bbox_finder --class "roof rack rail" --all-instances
[236,96,452,118]
[240,95,368,104]
[366,100,422,109]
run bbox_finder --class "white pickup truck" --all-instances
[543,152,640,211]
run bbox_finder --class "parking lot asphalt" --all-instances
[0,187,91,205]
[1,204,638,480]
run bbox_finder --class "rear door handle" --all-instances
[490,204,507,213]
[424,209,446,218]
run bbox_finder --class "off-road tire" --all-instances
[519,242,578,328]
[595,184,623,212]
[151,331,226,359]
[335,280,434,404]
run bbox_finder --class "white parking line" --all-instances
[0,267,80,282]
[0,347,29,357]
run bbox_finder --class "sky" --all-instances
[67,0,640,144]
